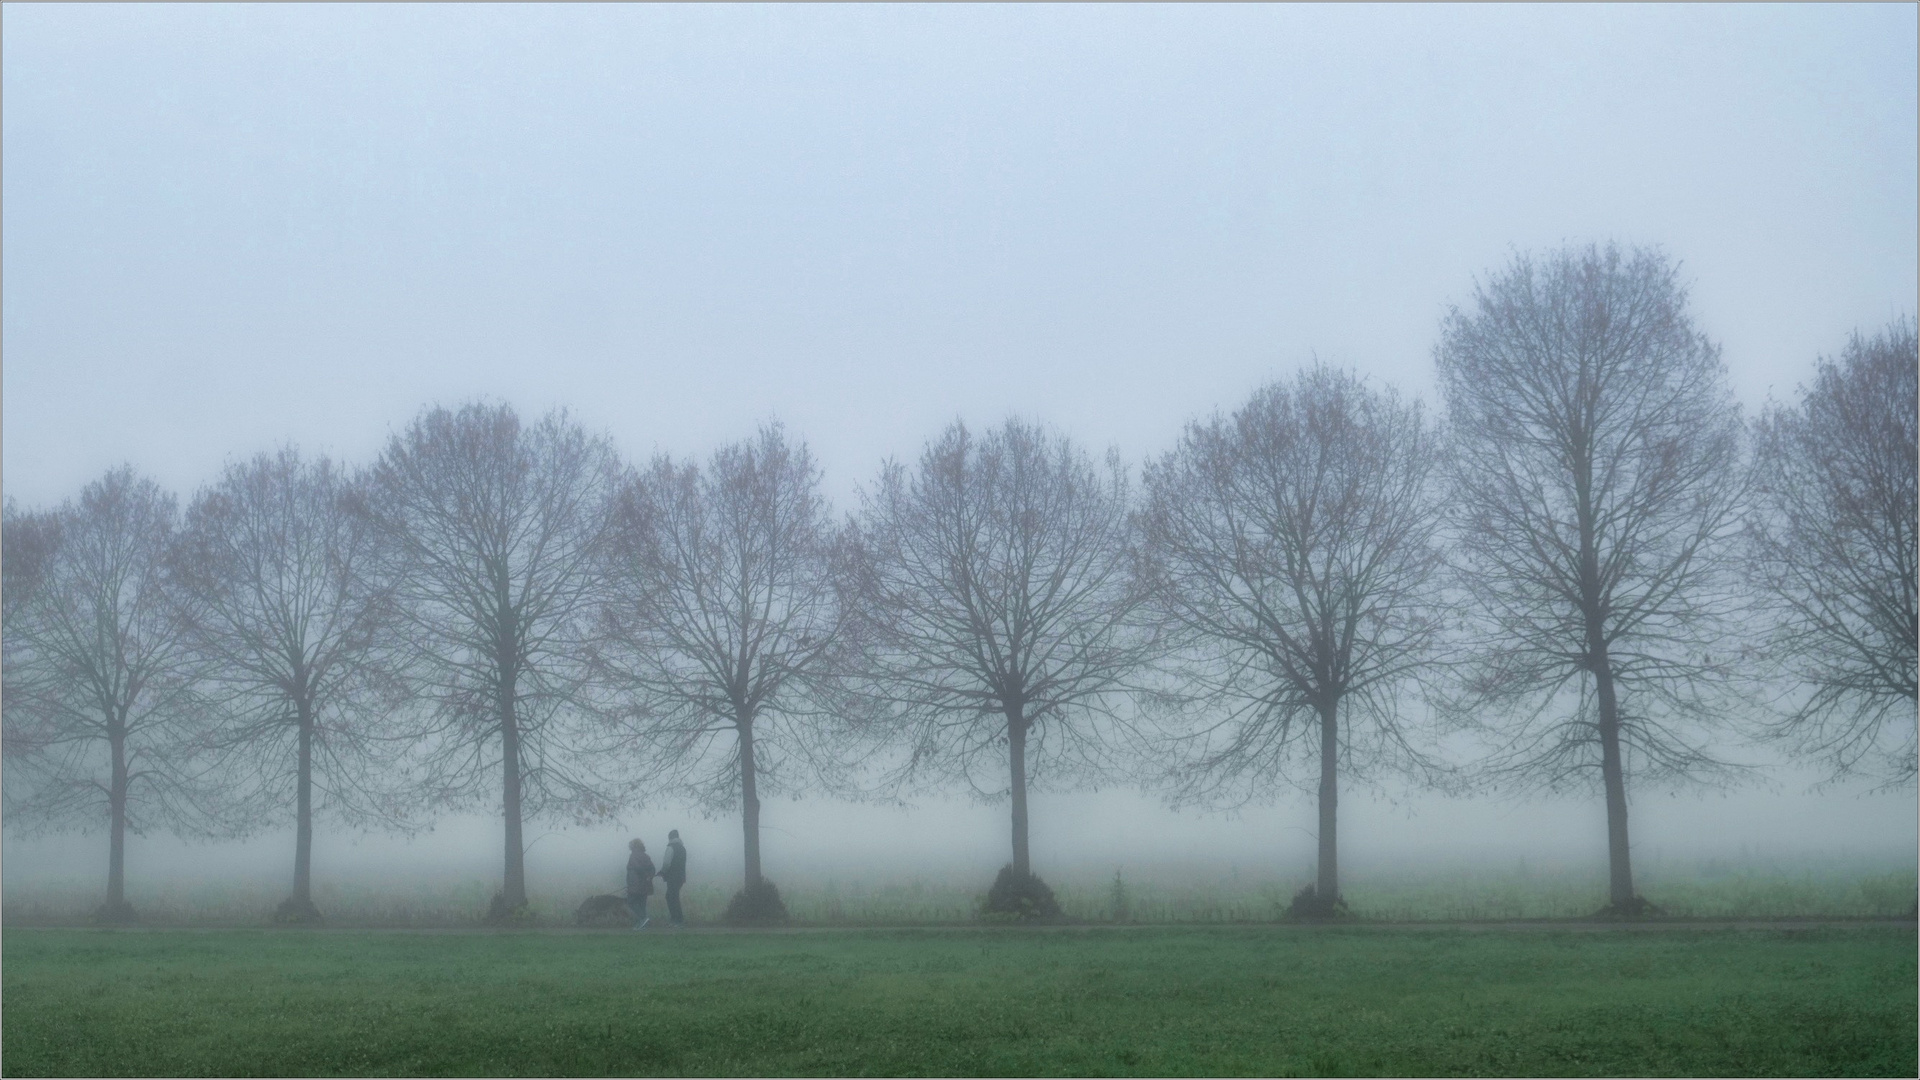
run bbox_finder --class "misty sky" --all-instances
[3,4,1915,884]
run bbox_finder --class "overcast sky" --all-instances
[3,4,1914,884]
[5,4,1914,508]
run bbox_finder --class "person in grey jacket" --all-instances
[657,830,688,926]
[625,839,656,929]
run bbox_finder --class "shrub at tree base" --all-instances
[1286,884,1350,920]
[983,865,1062,921]
[484,892,536,927]
[1593,895,1665,920]
[272,897,324,925]
[725,879,789,924]
[89,900,138,926]
[574,894,630,927]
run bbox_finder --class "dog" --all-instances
[574,893,631,927]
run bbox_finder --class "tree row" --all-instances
[4,243,1913,924]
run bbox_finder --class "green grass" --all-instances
[3,926,1912,1076]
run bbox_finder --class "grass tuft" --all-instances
[982,865,1061,921]
[724,878,790,924]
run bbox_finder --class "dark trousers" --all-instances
[626,893,649,926]
[665,882,684,924]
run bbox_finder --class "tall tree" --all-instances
[169,448,410,922]
[1748,319,1918,786]
[850,419,1152,904]
[361,403,623,916]
[597,424,850,920]
[0,469,211,921]
[1436,244,1746,914]
[1140,366,1444,913]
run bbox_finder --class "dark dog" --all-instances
[575,893,630,927]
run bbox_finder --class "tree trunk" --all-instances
[1316,698,1340,904]
[500,678,527,909]
[1008,711,1030,878]
[108,725,128,909]
[739,716,762,889]
[1574,441,1633,909]
[293,700,313,904]
[1593,658,1635,908]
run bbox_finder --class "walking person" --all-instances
[658,830,688,926]
[625,838,656,930]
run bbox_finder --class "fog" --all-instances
[3,5,1915,906]
[7,773,1914,906]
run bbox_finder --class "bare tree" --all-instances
[360,403,623,916]
[849,419,1152,904]
[0,469,213,921]
[1436,244,1747,915]
[597,423,849,919]
[1139,366,1444,913]
[1748,319,1918,786]
[168,448,411,922]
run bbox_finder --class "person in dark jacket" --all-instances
[625,838,656,929]
[657,830,688,926]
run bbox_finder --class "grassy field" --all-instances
[3,925,1912,1077]
[6,856,1915,927]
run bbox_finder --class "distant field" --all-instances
[3,925,1912,1077]
[5,857,1915,926]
